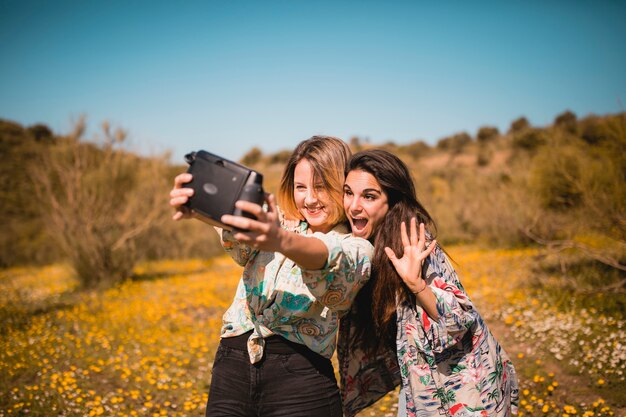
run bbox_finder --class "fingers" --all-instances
[400,221,410,248]
[410,217,418,246]
[423,239,437,259]
[174,173,192,188]
[266,193,277,214]
[221,214,261,232]
[170,173,194,207]
[234,200,265,219]
[172,205,191,221]
[418,222,427,251]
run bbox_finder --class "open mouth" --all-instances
[352,218,368,230]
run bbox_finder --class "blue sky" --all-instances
[1,0,625,163]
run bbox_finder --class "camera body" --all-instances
[183,150,265,230]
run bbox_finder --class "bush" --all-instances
[400,140,430,159]
[0,120,61,267]
[554,110,577,134]
[436,132,472,153]
[529,146,583,210]
[509,116,530,133]
[512,128,547,151]
[476,126,499,143]
[240,146,263,166]
[269,149,292,165]
[30,120,171,288]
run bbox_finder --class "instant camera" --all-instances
[183,150,265,230]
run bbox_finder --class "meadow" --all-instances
[1,247,624,417]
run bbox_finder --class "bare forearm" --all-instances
[415,285,440,321]
[278,230,328,270]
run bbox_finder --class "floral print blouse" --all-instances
[338,245,519,417]
[219,221,373,364]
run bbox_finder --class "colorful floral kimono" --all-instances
[339,245,519,417]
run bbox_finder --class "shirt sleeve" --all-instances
[301,232,373,314]
[217,227,252,267]
[413,245,480,354]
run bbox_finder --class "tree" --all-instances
[436,132,472,154]
[30,118,171,288]
[240,146,263,166]
[508,116,530,133]
[0,119,60,267]
[401,140,430,159]
[554,110,577,134]
[269,149,292,165]
[476,126,499,143]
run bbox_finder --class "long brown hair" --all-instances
[277,136,351,227]
[349,149,437,353]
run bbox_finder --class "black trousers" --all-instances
[205,334,343,417]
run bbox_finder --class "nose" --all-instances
[304,189,318,206]
[348,196,362,214]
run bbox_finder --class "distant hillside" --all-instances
[1,111,624,280]
[240,111,625,249]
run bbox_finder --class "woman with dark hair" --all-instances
[339,149,519,417]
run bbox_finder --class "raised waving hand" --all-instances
[384,218,436,295]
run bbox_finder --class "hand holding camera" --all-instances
[169,150,273,234]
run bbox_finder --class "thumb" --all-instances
[266,193,278,214]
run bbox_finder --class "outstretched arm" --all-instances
[220,195,329,270]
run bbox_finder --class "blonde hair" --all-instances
[278,136,351,227]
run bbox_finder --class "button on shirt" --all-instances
[219,221,373,364]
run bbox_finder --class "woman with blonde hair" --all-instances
[169,136,373,417]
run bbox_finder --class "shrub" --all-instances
[240,146,263,166]
[436,132,472,153]
[554,110,577,134]
[508,116,530,133]
[512,128,547,151]
[400,140,430,159]
[476,126,500,143]
[30,119,171,288]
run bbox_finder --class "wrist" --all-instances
[276,227,291,254]
[412,279,427,295]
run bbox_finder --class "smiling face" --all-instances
[343,169,389,240]
[293,158,333,233]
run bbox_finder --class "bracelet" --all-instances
[413,279,428,295]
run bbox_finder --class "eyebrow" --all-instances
[343,185,382,194]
